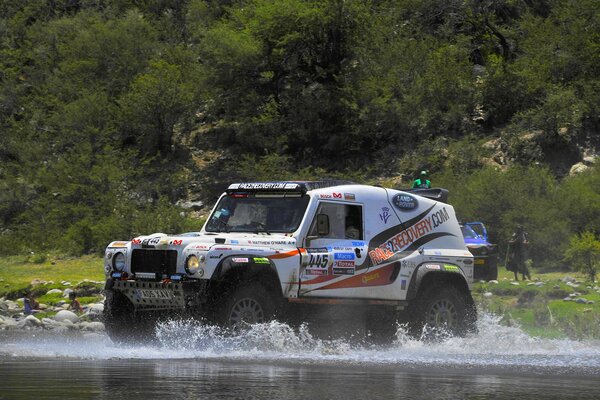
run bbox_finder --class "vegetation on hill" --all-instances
[1,0,599,274]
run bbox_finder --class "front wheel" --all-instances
[103,290,154,343]
[215,283,275,330]
[409,285,476,340]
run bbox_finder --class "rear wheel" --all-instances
[215,283,275,330]
[409,285,476,340]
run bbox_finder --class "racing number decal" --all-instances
[308,254,328,268]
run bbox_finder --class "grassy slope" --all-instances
[473,269,600,339]
[1,256,598,339]
[0,255,104,298]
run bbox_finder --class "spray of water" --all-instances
[1,312,599,372]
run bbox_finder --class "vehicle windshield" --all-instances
[205,194,310,233]
[461,225,481,240]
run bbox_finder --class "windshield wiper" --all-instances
[251,221,270,235]
[212,216,230,233]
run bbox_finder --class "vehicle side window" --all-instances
[309,203,363,240]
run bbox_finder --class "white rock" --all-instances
[86,303,104,315]
[54,310,79,323]
[46,289,63,295]
[483,292,493,298]
[84,321,105,332]
[527,282,535,286]
[63,288,74,298]
[489,280,499,284]
[534,282,544,287]
[510,282,520,286]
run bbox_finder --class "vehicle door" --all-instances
[298,201,368,295]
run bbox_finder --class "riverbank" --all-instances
[1,255,598,339]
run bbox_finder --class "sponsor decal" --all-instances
[334,252,355,261]
[425,264,442,270]
[334,260,355,268]
[253,257,270,264]
[319,194,332,199]
[401,279,407,290]
[368,207,451,265]
[230,240,239,244]
[379,207,392,224]
[209,254,223,259]
[170,239,183,246]
[307,247,329,253]
[235,182,289,190]
[344,193,355,200]
[444,264,460,272]
[333,267,355,275]
[362,272,380,284]
[193,244,210,250]
[232,257,249,263]
[131,238,142,245]
[142,237,162,248]
[333,192,342,199]
[109,241,128,248]
[213,247,232,250]
[392,194,418,211]
[305,269,328,276]
[351,241,365,247]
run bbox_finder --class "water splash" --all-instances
[1,313,599,373]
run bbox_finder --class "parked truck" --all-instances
[103,181,476,341]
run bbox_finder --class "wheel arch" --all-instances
[208,256,283,302]
[406,265,473,306]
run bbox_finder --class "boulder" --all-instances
[569,162,589,176]
[483,292,493,298]
[46,289,63,295]
[83,321,105,332]
[18,315,43,328]
[574,298,589,304]
[86,303,104,315]
[63,288,74,298]
[54,310,79,324]
[534,282,544,287]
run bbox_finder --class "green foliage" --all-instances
[1,0,599,257]
[565,232,600,282]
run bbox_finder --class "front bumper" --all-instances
[105,278,208,311]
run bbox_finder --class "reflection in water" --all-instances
[1,313,599,399]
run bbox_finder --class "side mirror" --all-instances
[316,214,330,236]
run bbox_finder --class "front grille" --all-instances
[131,249,178,276]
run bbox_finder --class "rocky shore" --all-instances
[0,279,106,332]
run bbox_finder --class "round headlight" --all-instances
[186,255,200,275]
[113,252,126,271]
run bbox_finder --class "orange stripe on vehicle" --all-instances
[316,263,398,290]
[268,249,301,259]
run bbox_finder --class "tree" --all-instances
[565,231,600,282]
[118,59,197,155]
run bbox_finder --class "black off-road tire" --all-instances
[214,283,276,330]
[103,290,154,343]
[409,284,476,340]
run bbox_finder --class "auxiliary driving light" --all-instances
[185,255,200,275]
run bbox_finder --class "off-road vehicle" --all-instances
[103,181,476,341]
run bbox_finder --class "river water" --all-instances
[1,314,599,399]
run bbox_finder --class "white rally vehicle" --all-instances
[103,181,476,341]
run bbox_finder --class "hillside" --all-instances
[1,0,599,270]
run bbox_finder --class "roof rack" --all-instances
[227,180,355,194]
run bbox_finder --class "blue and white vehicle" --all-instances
[103,181,476,341]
